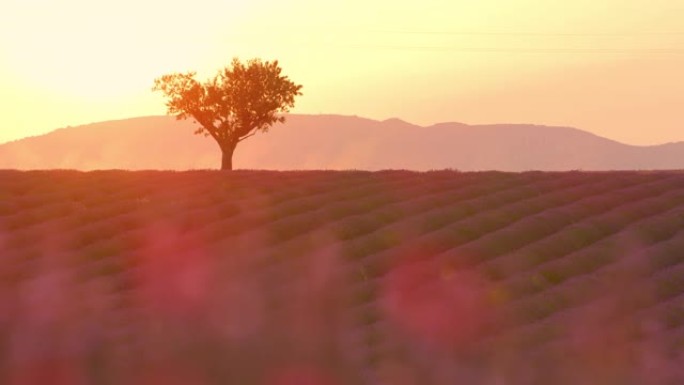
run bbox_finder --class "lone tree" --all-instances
[153,58,302,170]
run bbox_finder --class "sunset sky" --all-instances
[1,0,683,145]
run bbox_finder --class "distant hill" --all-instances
[0,115,682,170]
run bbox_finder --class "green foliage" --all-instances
[565,225,599,249]
[344,236,396,261]
[539,268,565,286]
[637,220,679,243]
[651,243,684,271]
[94,259,126,278]
[83,240,123,262]
[520,292,569,323]
[482,264,506,281]
[269,215,317,243]
[359,306,381,326]
[354,281,377,304]
[336,217,381,240]
[655,273,684,300]
[363,327,382,348]
[422,207,467,231]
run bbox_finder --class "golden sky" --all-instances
[1,0,683,145]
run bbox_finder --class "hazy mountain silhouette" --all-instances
[1,115,682,171]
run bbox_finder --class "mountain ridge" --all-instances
[0,114,682,171]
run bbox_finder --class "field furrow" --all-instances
[1,170,683,385]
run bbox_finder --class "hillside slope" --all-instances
[1,170,684,384]
[1,115,683,171]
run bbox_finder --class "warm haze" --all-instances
[1,0,683,146]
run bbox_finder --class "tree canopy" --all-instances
[153,58,302,170]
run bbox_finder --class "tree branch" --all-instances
[206,127,222,143]
[237,131,257,142]
[191,112,222,143]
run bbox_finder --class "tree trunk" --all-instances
[220,142,237,171]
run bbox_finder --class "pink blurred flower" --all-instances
[9,358,87,385]
[132,364,208,385]
[134,222,213,319]
[264,365,339,385]
[381,258,493,349]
